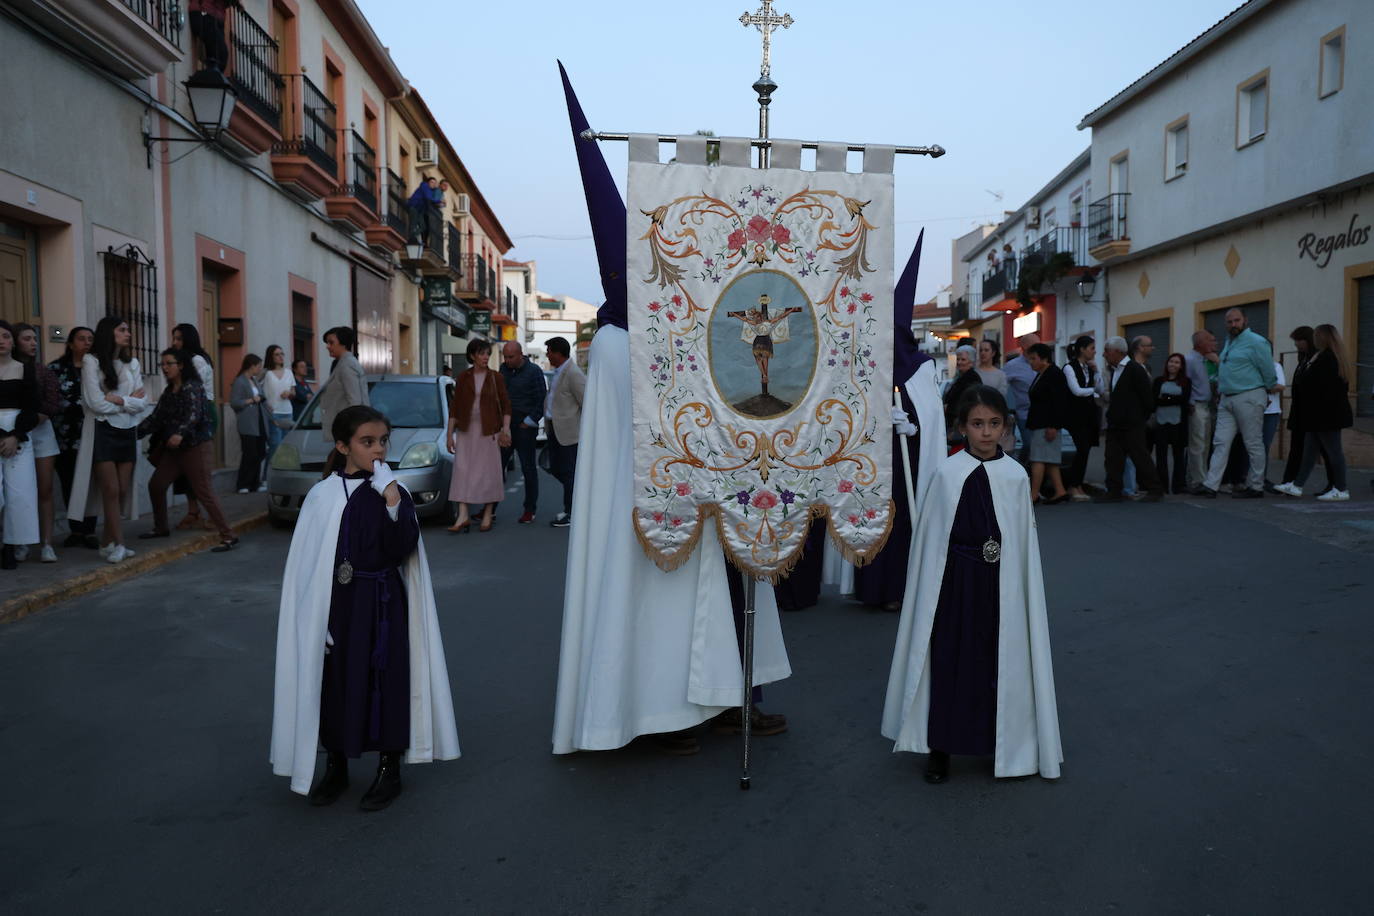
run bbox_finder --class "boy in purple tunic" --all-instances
[271,406,460,810]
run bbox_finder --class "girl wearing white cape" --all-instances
[882,385,1062,782]
[271,405,459,810]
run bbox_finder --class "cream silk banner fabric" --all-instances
[627,138,895,581]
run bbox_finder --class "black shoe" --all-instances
[210,537,239,553]
[137,529,171,540]
[1190,486,1217,499]
[359,753,403,811]
[550,513,571,528]
[1138,491,1164,503]
[63,532,85,548]
[82,534,102,549]
[924,750,950,784]
[307,752,349,806]
[1232,488,1263,499]
[0,545,14,570]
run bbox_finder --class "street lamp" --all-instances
[1077,271,1098,300]
[405,241,425,260]
[143,67,238,166]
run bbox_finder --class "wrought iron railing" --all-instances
[100,245,160,370]
[950,295,969,325]
[1088,193,1130,249]
[982,265,1012,302]
[488,266,497,303]
[273,74,337,175]
[1020,226,1088,272]
[121,0,181,47]
[384,169,407,236]
[339,130,377,212]
[227,6,283,129]
[447,223,462,271]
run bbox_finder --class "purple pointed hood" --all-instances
[893,229,931,383]
[558,61,627,330]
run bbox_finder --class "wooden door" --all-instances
[202,271,224,463]
[0,228,33,326]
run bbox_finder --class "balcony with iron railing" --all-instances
[270,74,338,200]
[981,264,1013,304]
[52,0,184,79]
[324,130,377,232]
[456,253,488,300]
[222,5,284,155]
[1087,193,1131,260]
[366,169,409,253]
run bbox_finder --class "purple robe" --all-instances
[853,387,920,608]
[926,459,1001,756]
[319,472,419,757]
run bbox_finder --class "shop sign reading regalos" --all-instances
[1298,213,1372,268]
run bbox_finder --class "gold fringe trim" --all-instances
[631,499,897,585]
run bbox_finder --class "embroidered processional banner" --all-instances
[626,135,895,582]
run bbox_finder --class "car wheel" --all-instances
[268,509,294,530]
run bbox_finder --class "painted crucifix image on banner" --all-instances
[627,135,895,581]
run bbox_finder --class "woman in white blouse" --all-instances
[76,316,149,564]
[1062,335,1101,501]
[260,344,295,460]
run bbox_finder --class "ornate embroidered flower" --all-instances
[652,511,664,523]
[671,517,682,527]
[736,490,751,505]
[770,223,790,245]
[827,359,836,367]
[687,354,696,361]
[766,196,778,205]
[675,482,692,497]
[869,359,877,368]
[649,301,661,312]
[751,490,779,510]
[838,479,855,493]
[780,490,795,505]
[727,229,746,251]
[805,251,816,261]
[865,508,877,519]
[847,303,857,314]
[860,292,873,303]
[667,311,677,321]
[676,364,684,372]
[751,189,764,199]
[704,258,715,267]
[847,514,859,525]
[745,215,772,242]
[840,286,851,298]
[671,294,683,306]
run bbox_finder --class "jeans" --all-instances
[1204,388,1267,493]
[502,424,540,513]
[1294,429,1348,491]
[1153,422,1187,494]
[236,434,265,491]
[546,425,577,515]
[265,419,286,461]
[1123,459,1137,496]
[1186,401,1214,490]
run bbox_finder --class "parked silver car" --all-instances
[266,374,455,527]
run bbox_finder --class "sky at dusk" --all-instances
[355,0,1246,306]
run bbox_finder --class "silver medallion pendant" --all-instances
[336,559,354,585]
[981,538,1001,564]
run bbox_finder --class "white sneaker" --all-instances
[40,545,57,563]
[237,488,250,495]
[99,542,116,558]
[256,484,267,492]
[1272,482,1303,497]
[13,545,28,562]
[1316,489,1350,502]
[106,544,129,564]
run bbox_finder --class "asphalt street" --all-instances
[1,474,1372,914]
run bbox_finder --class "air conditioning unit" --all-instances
[1026,206,1041,228]
[418,138,438,164]
[454,193,471,214]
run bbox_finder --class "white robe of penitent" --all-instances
[270,476,460,794]
[881,449,1062,778]
[552,325,791,754]
[822,358,946,594]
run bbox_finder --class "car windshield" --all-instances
[296,380,445,429]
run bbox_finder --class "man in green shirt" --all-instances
[1197,309,1277,498]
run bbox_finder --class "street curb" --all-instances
[0,511,271,626]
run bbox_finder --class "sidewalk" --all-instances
[0,487,270,625]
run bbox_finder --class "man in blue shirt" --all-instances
[499,342,548,523]
[1197,309,1277,498]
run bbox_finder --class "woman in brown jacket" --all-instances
[446,338,511,532]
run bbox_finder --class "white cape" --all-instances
[823,359,945,593]
[270,476,460,794]
[881,450,1062,778]
[552,325,791,754]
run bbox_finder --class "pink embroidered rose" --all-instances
[859,292,873,303]
[675,482,692,496]
[745,215,772,242]
[847,514,860,525]
[751,490,779,510]
[770,223,791,245]
[671,294,683,306]
[846,303,857,314]
[864,508,877,519]
[648,302,662,312]
[837,479,855,493]
[840,286,851,298]
[727,229,746,251]
[671,517,682,527]
[652,511,664,523]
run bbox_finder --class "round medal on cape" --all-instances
[336,559,354,585]
[981,538,1001,564]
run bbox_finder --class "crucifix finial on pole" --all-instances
[739,0,793,78]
